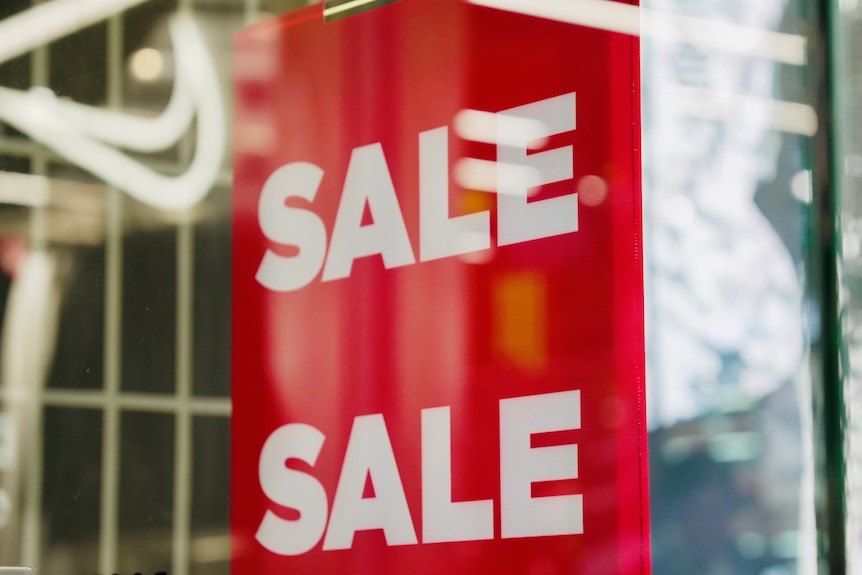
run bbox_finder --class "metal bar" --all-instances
[323,0,399,21]
[19,1,50,567]
[243,0,260,25]
[0,137,53,159]
[38,390,231,416]
[324,0,378,17]
[808,0,846,569]
[98,186,123,575]
[98,13,124,575]
[172,220,195,575]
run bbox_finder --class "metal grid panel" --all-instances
[0,0,317,572]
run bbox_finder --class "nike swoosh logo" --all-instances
[0,12,224,211]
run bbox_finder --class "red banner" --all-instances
[232,1,648,573]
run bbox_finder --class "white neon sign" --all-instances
[0,9,224,211]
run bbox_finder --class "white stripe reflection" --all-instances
[673,86,818,136]
[454,109,549,148]
[454,158,541,195]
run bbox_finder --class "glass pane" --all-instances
[192,187,231,398]
[47,242,105,391]
[0,0,848,574]
[191,416,230,575]
[121,227,177,395]
[42,407,102,575]
[834,0,862,571]
[118,410,174,575]
[49,23,107,105]
[640,0,819,572]
[0,0,245,570]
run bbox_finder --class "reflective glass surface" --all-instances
[0,0,857,574]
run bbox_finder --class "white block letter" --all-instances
[256,162,328,291]
[419,127,490,261]
[256,423,328,555]
[499,390,582,538]
[323,414,418,550]
[497,92,577,246]
[322,143,416,281]
[421,406,494,542]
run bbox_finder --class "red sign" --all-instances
[232,1,648,574]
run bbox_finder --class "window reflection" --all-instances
[0,0,857,574]
[641,0,816,572]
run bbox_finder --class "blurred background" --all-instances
[0,0,859,574]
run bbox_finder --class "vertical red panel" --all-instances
[233,1,649,574]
